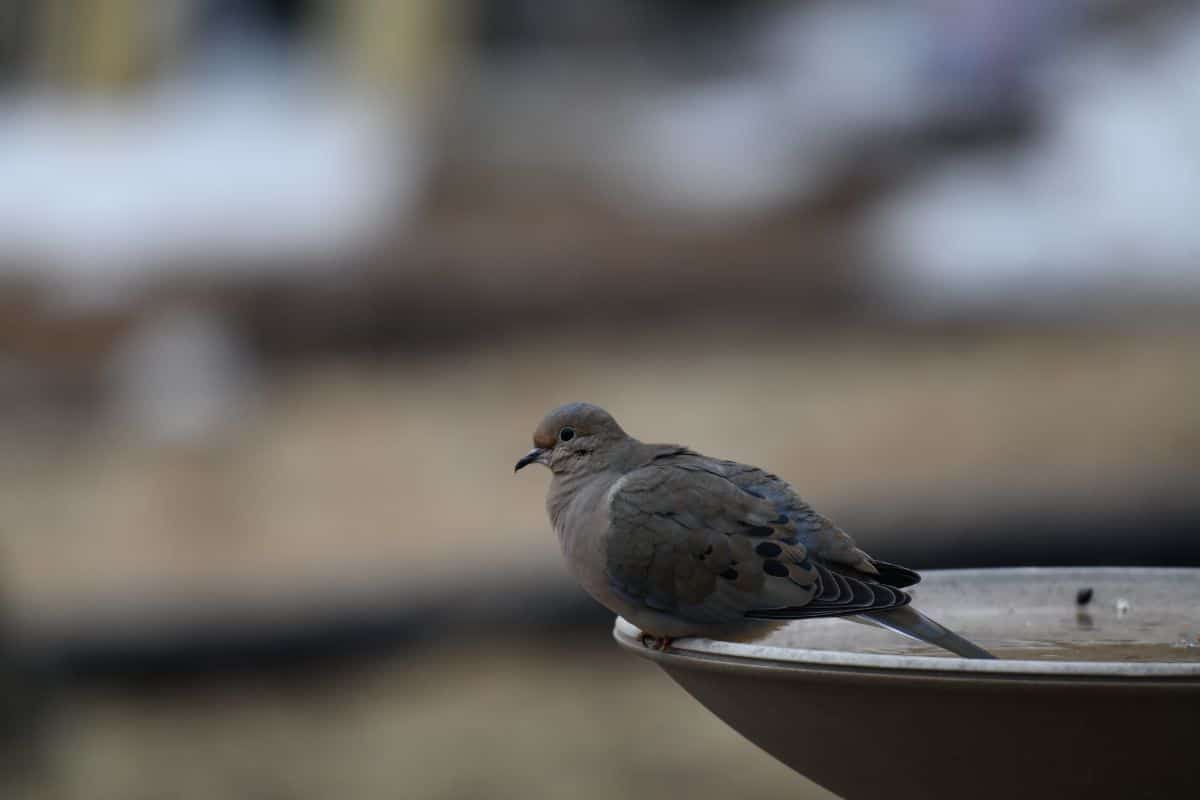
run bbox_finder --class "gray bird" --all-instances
[515,402,994,659]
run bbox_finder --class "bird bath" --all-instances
[615,567,1200,800]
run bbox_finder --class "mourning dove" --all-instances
[516,402,994,659]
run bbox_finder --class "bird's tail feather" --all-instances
[860,605,995,659]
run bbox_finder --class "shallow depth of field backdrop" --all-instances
[1,2,1198,799]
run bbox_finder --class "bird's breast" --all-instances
[549,476,621,602]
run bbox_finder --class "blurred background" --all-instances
[1,1,1198,798]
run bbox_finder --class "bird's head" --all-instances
[514,402,629,476]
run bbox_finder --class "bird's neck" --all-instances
[545,441,693,530]
[546,468,606,531]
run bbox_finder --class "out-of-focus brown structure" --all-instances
[1,2,1198,798]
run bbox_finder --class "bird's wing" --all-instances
[605,458,910,626]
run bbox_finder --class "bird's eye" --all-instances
[558,427,576,442]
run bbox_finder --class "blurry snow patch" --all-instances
[107,308,257,446]
[866,11,1200,316]
[0,73,427,309]
[614,78,824,219]
[756,2,933,134]
[612,3,931,220]
[465,2,1078,224]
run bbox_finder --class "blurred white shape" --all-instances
[108,307,255,447]
[465,2,1076,224]
[759,2,932,134]
[615,79,817,219]
[613,3,930,220]
[0,70,427,309]
[867,10,1200,315]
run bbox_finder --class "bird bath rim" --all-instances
[614,567,1200,679]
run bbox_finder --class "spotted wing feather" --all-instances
[606,456,910,626]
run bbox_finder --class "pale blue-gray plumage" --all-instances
[515,402,994,658]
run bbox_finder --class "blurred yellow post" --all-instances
[37,0,149,91]
[332,0,463,102]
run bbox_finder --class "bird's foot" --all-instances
[640,634,674,651]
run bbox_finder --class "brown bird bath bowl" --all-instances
[615,567,1200,800]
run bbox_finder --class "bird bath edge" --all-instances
[614,567,1200,800]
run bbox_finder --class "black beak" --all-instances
[514,448,546,472]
